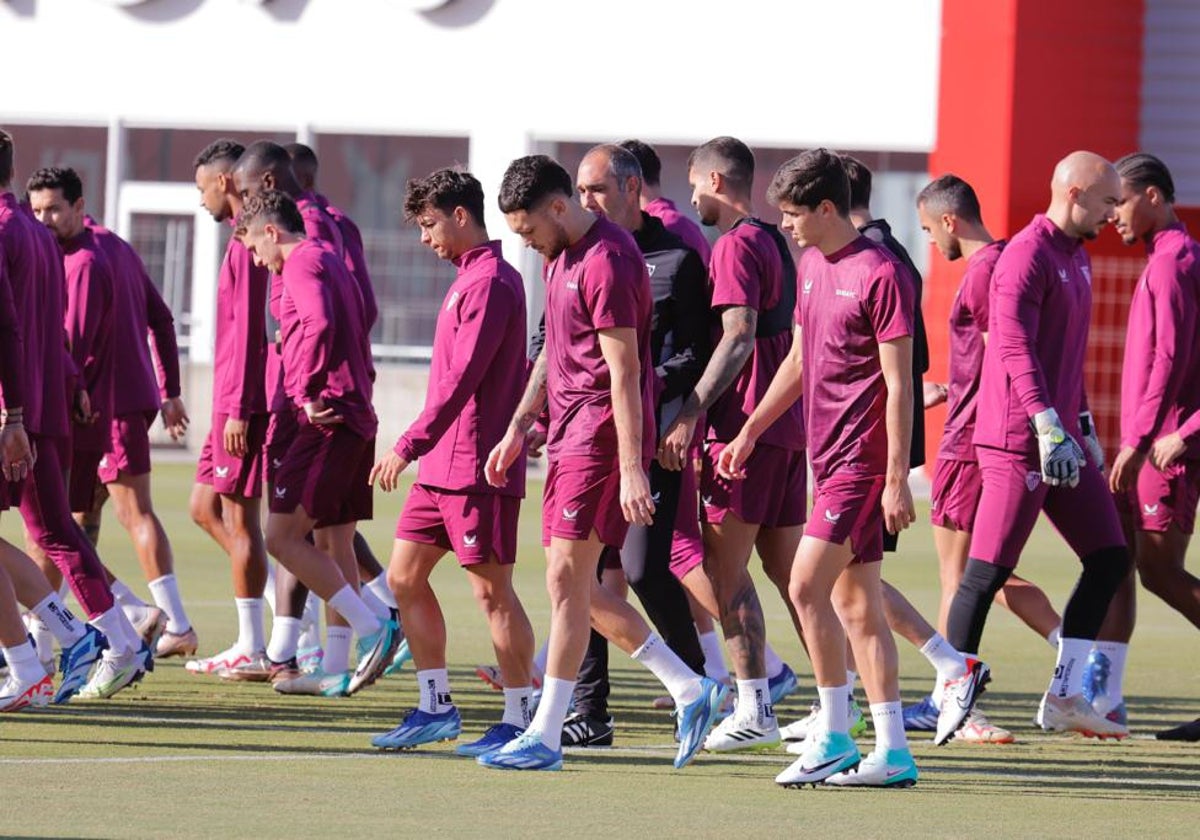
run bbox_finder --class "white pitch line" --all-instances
[0,745,1197,790]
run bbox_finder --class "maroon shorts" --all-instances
[265,409,300,490]
[805,471,886,564]
[395,483,520,566]
[669,456,704,580]
[969,446,1126,568]
[98,411,156,484]
[68,449,104,513]
[700,442,806,528]
[1116,458,1200,535]
[930,457,982,533]
[269,417,374,528]
[196,413,269,499]
[542,456,630,550]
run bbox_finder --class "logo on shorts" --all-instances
[824,509,842,524]
[562,507,581,521]
[463,532,478,548]
[1025,471,1041,492]
[651,492,661,503]
[803,278,814,294]
[702,495,714,507]
[272,458,283,469]
[1144,503,1160,516]
[214,466,230,479]
[274,486,287,499]
[99,456,109,469]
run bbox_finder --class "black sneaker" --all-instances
[1156,717,1200,742]
[562,712,614,747]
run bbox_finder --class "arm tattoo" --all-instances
[680,305,757,418]
[511,351,548,435]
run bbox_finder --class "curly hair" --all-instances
[234,188,304,236]
[497,155,573,214]
[404,168,486,226]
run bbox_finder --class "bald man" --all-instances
[945,151,1131,738]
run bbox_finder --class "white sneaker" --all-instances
[273,669,350,697]
[955,708,1014,743]
[1036,692,1128,739]
[0,672,54,711]
[781,697,867,747]
[76,648,149,699]
[935,658,989,746]
[824,746,918,787]
[703,710,781,752]
[185,645,257,676]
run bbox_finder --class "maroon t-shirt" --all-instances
[278,238,377,440]
[0,194,68,438]
[796,236,914,482]
[396,241,526,496]
[543,216,655,462]
[318,193,378,329]
[213,221,269,421]
[61,228,116,451]
[645,196,712,267]
[974,214,1093,454]
[706,220,804,451]
[939,240,1004,463]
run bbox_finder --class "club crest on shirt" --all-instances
[1025,471,1041,491]
[802,278,814,294]
[1057,269,1069,284]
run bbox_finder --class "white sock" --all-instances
[147,574,191,634]
[763,644,785,680]
[364,575,398,610]
[1046,625,1061,649]
[264,563,278,616]
[697,629,729,683]
[1092,641,1128,713]
[359,584,391,621]
[1048,637,1092,697]
[24,614,56,665]
[734,677,774,727]
[416,667,453,714]
[110,578,148,609]
[90,605,137,655]
[31,593,84,646]
[327,586,381,638]
[503,686,534,728]
[632,632,702,706]
[919,632,968,681]
[267,616,302,663]
[3,639,45,684]
[324,625,352,674]
[528,675,574,751]
[870,701,907,752]
[234,597,266,654]
[818,684,850,734]
[533,641,549,675]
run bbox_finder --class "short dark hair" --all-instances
[284,142,318,171]
[235,188,305,236]
[0,129,13,188]
[26,166,84,204]
[193,138,245,171]
[585,144,642,189]
[840,154,872,209]
[498,155,573,214]
[619,139,661,186]
[916,174,983,224]
[687,136,754,195]
[234,140,292,178]
[404,168,486,227]
[1115,152,1175,204]
[766,148,850,216]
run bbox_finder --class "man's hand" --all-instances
[716,429,756,480]
[1151,431,1187,472]
[882,478,915,535]
[223,417,249,458]
[0,422,35,482]
[923,381,948,409]
[73,388,95,425]
[161,397,190,440]
[657,413,697,471]
[1034,408,1084,488]
[303,398,343,426]
[620,463,656,526]
[486,429,524,488]
[368,449,410,492]
[1079,411,1105,473]
[526,427,548,459]
[1108,445,1146,494]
